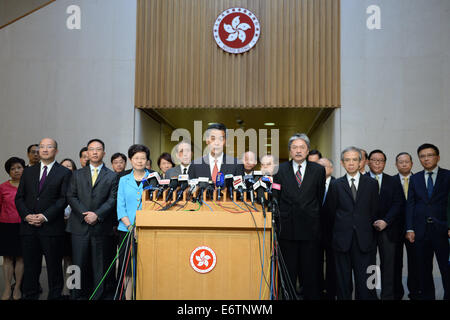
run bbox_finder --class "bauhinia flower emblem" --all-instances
[195,250,211,267]
[223,16,251,43]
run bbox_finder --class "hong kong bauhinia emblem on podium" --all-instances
[213,8,261,54]
[190,246,217,273]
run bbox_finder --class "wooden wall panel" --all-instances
[135,0,340,108]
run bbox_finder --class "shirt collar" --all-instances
[346,171,361,183]
[293,160,307,171]
[425,166,439,176]
[90,163,104,172]
[41,160,56,171]
[209,153,223,165]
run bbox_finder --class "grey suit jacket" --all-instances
[166,165,194,179]
[66,165,118,236]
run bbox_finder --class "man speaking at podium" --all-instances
[273,133,326,300]
[191,123,244,183]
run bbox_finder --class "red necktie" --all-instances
[212,160,218,183]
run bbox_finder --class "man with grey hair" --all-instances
[242,151,257,175]
[166,140,193,178]
[273,133,326,300]
[324,146,379,300]
[260,154,278,176]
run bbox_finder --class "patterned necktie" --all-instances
[427,172,434,198]
[39,166,48,192]
[212,160,218,183]
[375,174,381,192]
[92,168,99,186]
[350,178,357,201]
[295,165,302,188]
[403,177,409,199]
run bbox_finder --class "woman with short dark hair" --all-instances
[0,157,26,300]
[157,152,175,179]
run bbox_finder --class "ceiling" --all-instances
[147,108,334,162]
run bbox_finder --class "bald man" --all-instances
[15,138,72,300]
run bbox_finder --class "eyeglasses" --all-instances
[88,147,104,152]
[418,153,437,159]
[39,145,55,150]
[369,159,385,164]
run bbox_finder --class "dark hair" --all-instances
[27,144,39,154]
[308,149,322,159]
[5,157,25,174]
[111,152,127,163]
[87,139,105,150]
[60,158,77,171]
[417,143,439,156]
[127,145,150,160]
[157,152,175,168]
[369,149,387,161]
[79,147,88,158]
[395,152,413,162]
[206,123,227,138]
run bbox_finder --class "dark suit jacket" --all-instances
[321,176,336,244]
[166,165,194,179]
[366,172,404,242]
[67,165,118,236]
[273,160,326,241]
[15,162,72,236]
[325,174,379,253]
[393,173,410,235]
[406,168,450,240]
[191,154,244,179]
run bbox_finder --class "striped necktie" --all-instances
[295,165,302,188]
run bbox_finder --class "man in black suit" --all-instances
[366,150,403,300]
[15,138,72,300]
[325,146,379,300]
[406,143,450,300]
[272,133,325,300]
[394,152,418,300]
[166,140,194,178]
[317,157,336,300]
[191,123,244,180]
[67,139,118,300]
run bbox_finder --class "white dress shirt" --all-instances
[90,163,104,178]
[39,160,56,180]
[180,164,191,175]
[424,166,439,188]
[292,160,307,178]
[208,153,223,177]
[369,171,383,189]
[398,173,411,186]
[346,172,361,190]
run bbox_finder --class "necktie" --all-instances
[322,185,328,205]
[212,160,218,183]
[375,174,381,192]
[295,165,302,188]
[427,172,433,198]
[183,167,187,175]
[39,166,48,192]
[403,177,409,199]
[92,168,99,186]
[350,178,357,201]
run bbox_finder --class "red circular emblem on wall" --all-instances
[213,8,261,54]
[190,246,217,274]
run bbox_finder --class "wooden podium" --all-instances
[135,188,272,300]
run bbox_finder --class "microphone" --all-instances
[165,176,179,202]
[252,170,263,183]
[215,172,225,200]
[155,179,170,200]
[253,179,268,217]
[233,175,246,200]
[224,174,234,200]
[176,174,189,199]
[143,172,161,200]
[195,177,209,202]
[186,179,199,201]
[206,180,216,201]
[244,174,255,204]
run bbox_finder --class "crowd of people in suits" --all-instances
[0,123,449,300]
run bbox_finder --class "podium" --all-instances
[135,189,272,300]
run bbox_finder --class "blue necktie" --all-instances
[427,172,434,198]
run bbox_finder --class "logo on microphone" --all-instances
[190,246,217,274]
[213,8,260,54]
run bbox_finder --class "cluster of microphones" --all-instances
[141,171,281,215]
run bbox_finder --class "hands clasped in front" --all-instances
[25,214,46,227]
[82,211,98,225]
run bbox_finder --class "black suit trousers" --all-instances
[279,238,321,300]
[334,232,378,300]
[377,230,397,300]
[71,233,113,300]
[21,233,64,300]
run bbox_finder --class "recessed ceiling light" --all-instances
[264,144,272,147]
[264,122,275,126]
